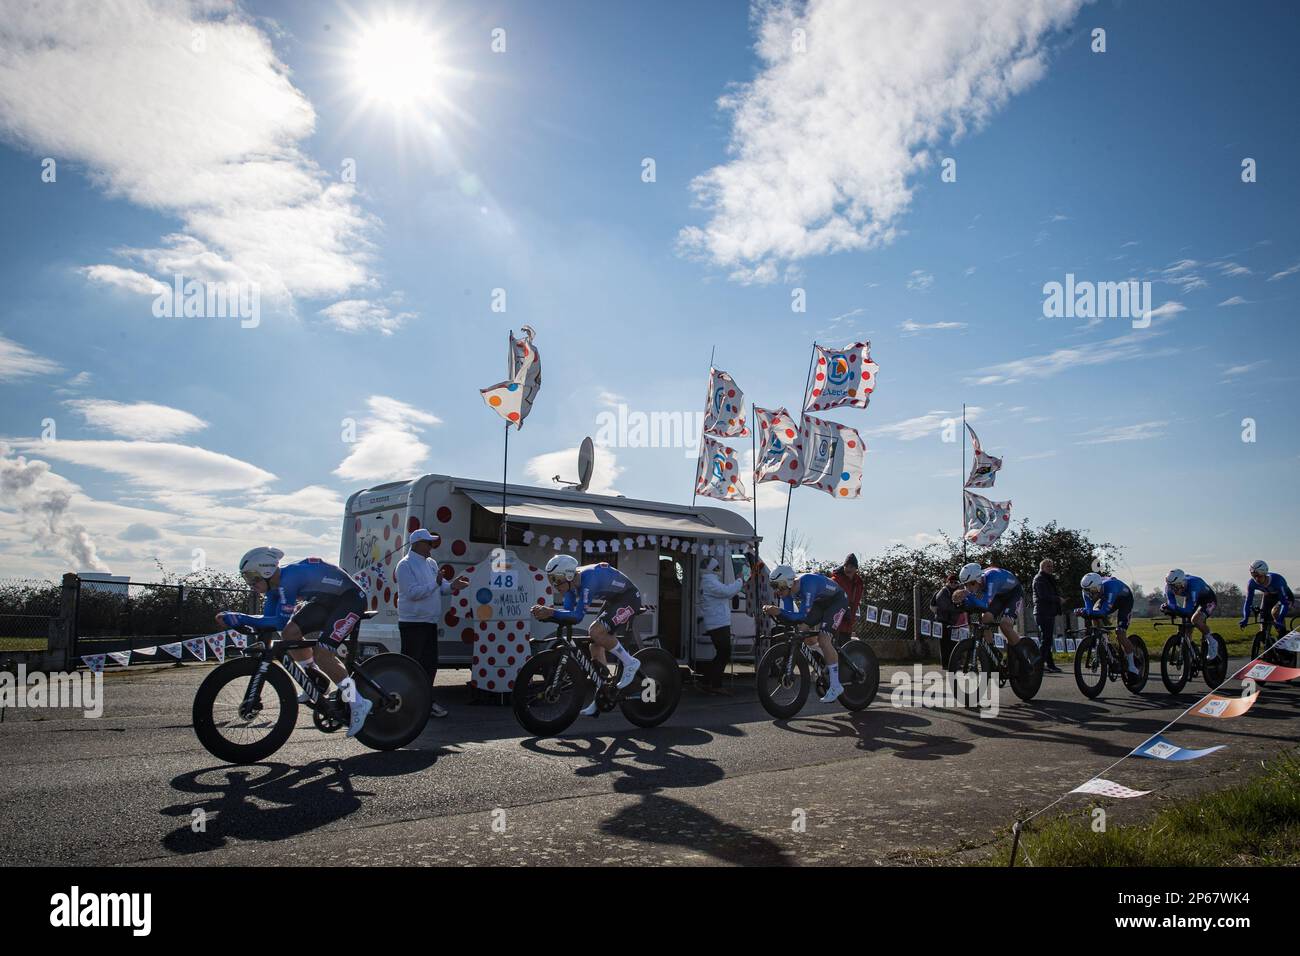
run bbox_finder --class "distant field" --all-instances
[1046,616,1262,662]
[0,637,46,652]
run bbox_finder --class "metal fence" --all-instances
[0,577,62,645]
[73,578,257,657]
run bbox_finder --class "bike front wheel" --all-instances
[756,641,810,719]
[1073,634,1107,699]
[836,639,880,711]
[1202,634,1228,688]
[353,653,431,752]
[1009,640,1044,702]
[619,648,683,728]
[512,649,586,736]
[192,656,298,764]
[946,638,984,709]
[1160,634,1192,693]
[1121,637,1149,694]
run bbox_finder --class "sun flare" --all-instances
[352,18,440,108]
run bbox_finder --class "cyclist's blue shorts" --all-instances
[1113,592,1134,629]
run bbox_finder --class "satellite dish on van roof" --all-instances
[576,437,594,492]
[552,437,596,492]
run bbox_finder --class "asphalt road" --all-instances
[2,656,1297,866]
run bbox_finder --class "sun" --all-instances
[351,17,441,108]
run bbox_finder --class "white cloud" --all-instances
[1074,421,1168,445]
[1268,262,1300,282]
[79,264,167,296]
[0,334,60,381]
[65,399,208,440]
[906,270,935,292]
[318,298,416,336]
[251,485,343,518]
[1222,361,1266,378]
[5,437,275,492]
[677,0,1084,280]
[525,445,623,496]
[0,2,379,305]
[0,442,108,570]
[1216,261,1252,277]
[900,318,966,335]
[869,407,981,441]
[1158,260,1208,292]
[335,396,441,483]
[1217,295,1251,307]
[967,331,1178,386]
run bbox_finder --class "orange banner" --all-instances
[1190,692,1261,719]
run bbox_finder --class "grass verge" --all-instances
[983,750,1300,866]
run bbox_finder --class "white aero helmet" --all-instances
[1165,568,1187,588]
[240,546,284,579]
[545,553,580,584]
[1250,559,1269,576]
[958,562,983,586]
[769,564,797,592]
[1081,571,1105,593]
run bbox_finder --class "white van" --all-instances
[339,474,760,670]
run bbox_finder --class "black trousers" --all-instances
[398,621,439,682]
[1036,614,1056,660]
[938,623,957,670]
[703,626,732,687]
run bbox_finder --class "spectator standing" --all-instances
[831,554,865,639]
[395,529,468,717]
[698,556,744,693]
[930,572,965,668]
[1032,558,1063,672]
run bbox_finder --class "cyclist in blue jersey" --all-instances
[1079,572,1140,675]
[953,563,1038,667]
[1239,560,1293,636]
[216,547,372,736]
[761,564,848,702]
[531,555,642,716]
[1161,569,1220,660]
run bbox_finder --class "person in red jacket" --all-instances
[831,554,864,640]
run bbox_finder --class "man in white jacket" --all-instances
[698,556,744,694]
[395,529,468,717]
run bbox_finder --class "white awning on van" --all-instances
[461,489,752,541]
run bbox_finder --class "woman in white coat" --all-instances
[698,556,744,693]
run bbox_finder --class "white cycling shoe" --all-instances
[346,694,373,738]
[580,700,599,717]
[1204,640,1219,661]
[615,656,641,690]
[820,683,845,704]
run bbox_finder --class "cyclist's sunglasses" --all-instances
[242,571,267,586]
[1252,570,1270,582]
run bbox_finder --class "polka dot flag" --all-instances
[695,435,750,501]
[797,415,865,498]
[481,326,541,430]
[963,490,1012,546]
[804,341,879,413]
[702,367,750,438]
[754,406,805,485]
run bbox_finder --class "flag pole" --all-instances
[961,402,967,562]
[692,345,716,509]
[500,420,510,549]
[781,341,818,564]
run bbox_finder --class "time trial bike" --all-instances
[192,613,431,763]
[1071,618,1148,698]
[947,618,1044,704]
[755,624,880,719]
[1156,612,1228,694]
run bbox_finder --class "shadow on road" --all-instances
[519,724,793,865]
[768,707,976,760]
[161,749,441,855]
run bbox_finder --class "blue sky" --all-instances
[1,0,1297,592]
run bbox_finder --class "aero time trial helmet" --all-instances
[958,563,982,586]
[545,554,580,585]
[769,564,797,592]
[1080,572,1104,593]
[240,547,284,580]
[1165,568,1187,588]
[1250,559,1269,577]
